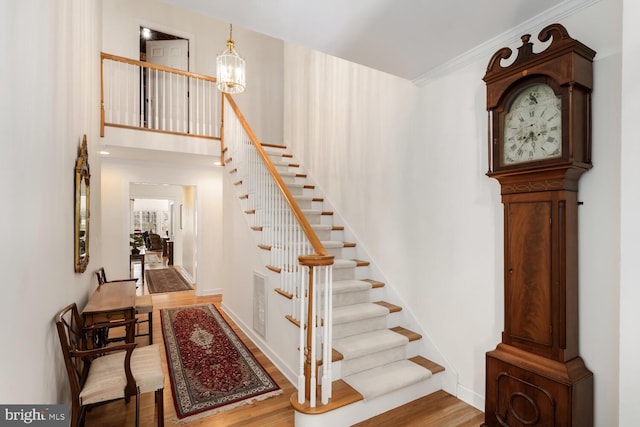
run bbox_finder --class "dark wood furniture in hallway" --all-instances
[82,280,136,349]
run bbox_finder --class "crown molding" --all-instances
[412,0,602,87]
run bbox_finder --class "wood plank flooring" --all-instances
[85,287,484,426]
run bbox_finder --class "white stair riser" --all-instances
[341,346,406,377]
[333,315,387,339]
[287,185,304,196]
[325,246,342,258]
[332,266,355,281]
[333,290,370,308]
[296,199,313,209]
[304,212,321,224]
[312,228,331,240]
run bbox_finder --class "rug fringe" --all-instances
[174,389,284,423]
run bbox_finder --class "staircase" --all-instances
[229,143,448,426]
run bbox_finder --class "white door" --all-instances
[146,39,188,71]
[146,39,189,132]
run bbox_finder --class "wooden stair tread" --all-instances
[319,348,344,365]
[374,301,402,313]
[343,242,356,248]
[290,380,363,415]
[285,315,300,327]
[262,142,287,149]
[409,356,445,375]
[251,226,263,231]
[276,288,293,299]
[266,265,281,273]
[362,278,385,288]
[332,225,344,231]
[390,326,422,342]
[352,259,370,267]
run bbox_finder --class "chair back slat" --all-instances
[55,303,86,399]
[95,267,107,285]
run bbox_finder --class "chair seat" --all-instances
[135,295,153,314]
[131,344,165,393]
[80,344,164,405]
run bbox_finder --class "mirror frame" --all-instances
[74,135,91,273]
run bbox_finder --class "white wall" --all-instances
[283,0,625,424]
[101,158,224,295]
[101,0,284,146]
[619,0,640,424]
[0,0,102,403]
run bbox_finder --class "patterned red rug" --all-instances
[161,304,281,420]
[145,268,192,293]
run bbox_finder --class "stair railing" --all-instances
[223,94,334,407]
[100,52,222,140]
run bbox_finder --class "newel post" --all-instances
[298,254,334,404]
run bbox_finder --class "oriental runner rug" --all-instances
[146,267,192,293]
[161,304,281,420]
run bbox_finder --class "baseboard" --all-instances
[196,287,222,296]
[456,383,485,412]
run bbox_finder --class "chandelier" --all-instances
[216,24,246,94]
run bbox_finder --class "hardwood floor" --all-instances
[85,288,484,426]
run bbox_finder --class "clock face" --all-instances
[503,83,562,165]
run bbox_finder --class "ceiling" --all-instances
[159,0,589,82]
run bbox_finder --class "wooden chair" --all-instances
[55,303,164,427]
[148,233,163,251]
[95,267,153,344]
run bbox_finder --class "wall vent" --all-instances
[253,272,266,337]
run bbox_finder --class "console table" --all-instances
[82,280,136,349]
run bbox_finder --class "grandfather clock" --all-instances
[482,24,595,426]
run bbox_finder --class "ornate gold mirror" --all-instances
[74,135,90,273]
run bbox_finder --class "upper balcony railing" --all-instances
[100,52,222,141]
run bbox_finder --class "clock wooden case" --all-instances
[482,24,595,427]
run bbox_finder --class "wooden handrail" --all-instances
[101,51,222,141]
[101,52,217,82]
[223,93,329,258]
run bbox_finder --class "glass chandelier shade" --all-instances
[216,24,246,94]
